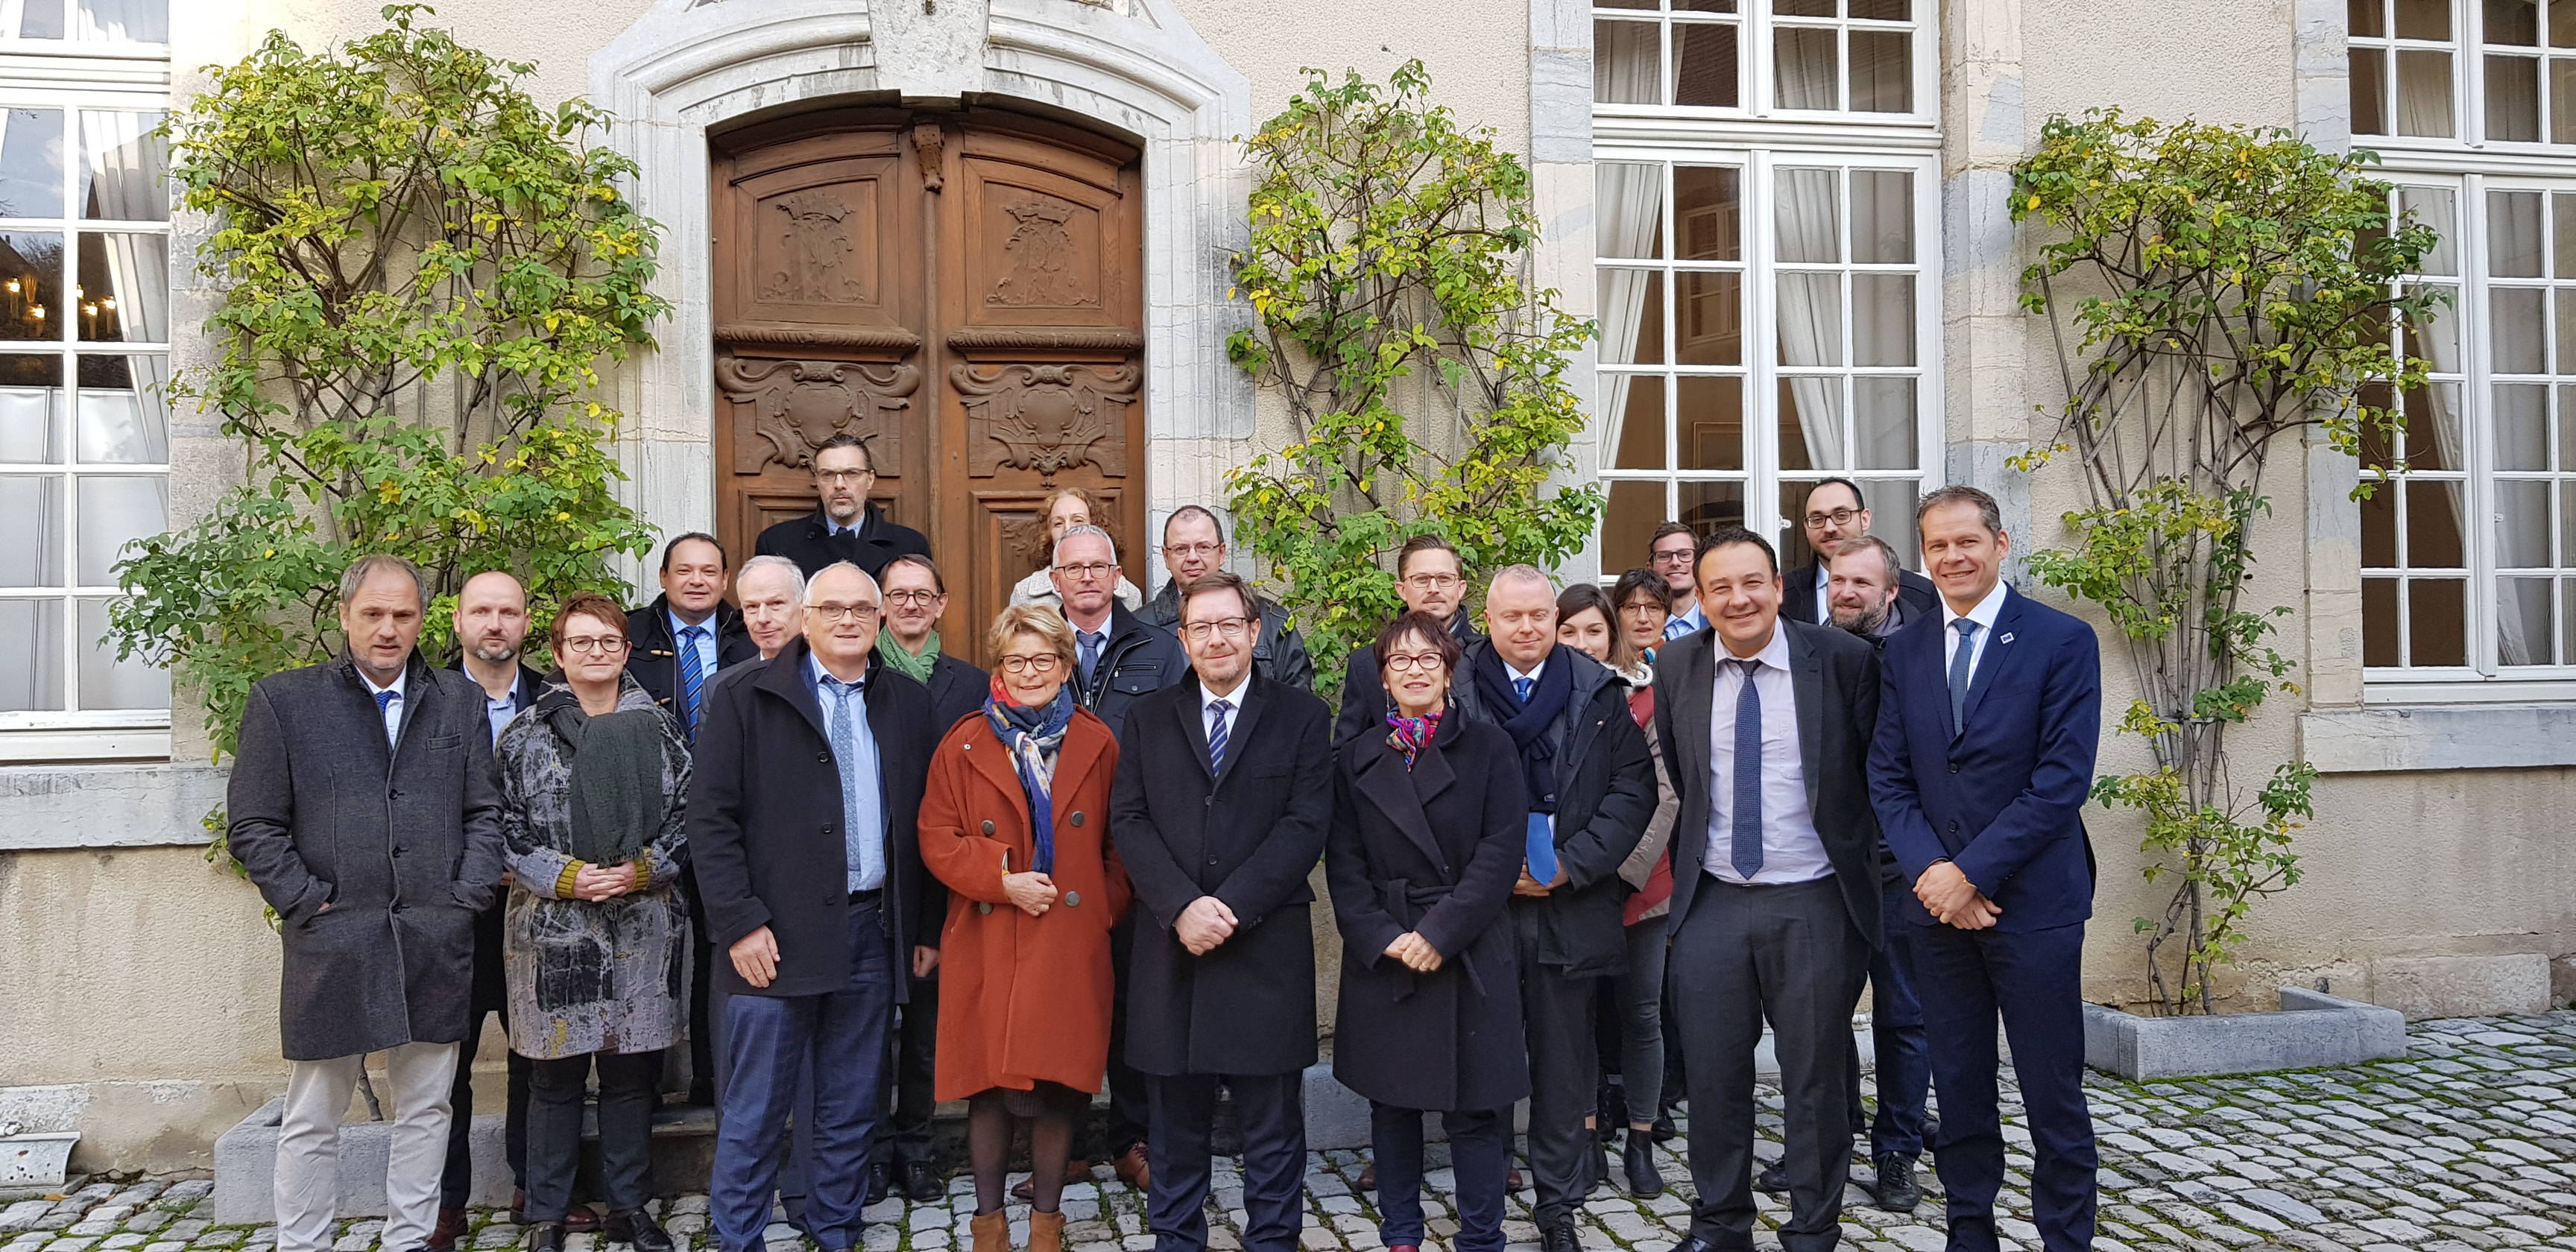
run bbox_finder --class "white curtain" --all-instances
[78,110,165,466]
[0,0,63,39]
[72,0,163,42]
[1774,167,1843,470]
[1597,162,1661,464]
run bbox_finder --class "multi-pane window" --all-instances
[0,0,170,753]
[1591,0,1937,580]
[1594,0,1925,118]
[2352,0,2576,145]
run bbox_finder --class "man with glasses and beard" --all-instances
[1781,479,1935,628]
[1648,523,1705,640]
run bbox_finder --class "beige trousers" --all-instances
[274,1042,461,1252]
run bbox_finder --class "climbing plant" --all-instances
[104,4,667,853]
[2010,110,2443,1013]
[1222,61,1601,687]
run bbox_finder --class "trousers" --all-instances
[274,1042,460,1252]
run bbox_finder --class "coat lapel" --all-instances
[1957,587,2027,736]
[755,640,831,744]
[1174,686,1215,780]
[1052,709,1111,807]
[1671,632,1715,786]
[1215,679,1266,784]
[1786,625,1825,813]
[1354,737,1450,871]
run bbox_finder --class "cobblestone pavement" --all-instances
[7,1013,2575,1252]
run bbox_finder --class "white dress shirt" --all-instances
[1504,657,1547,689]
[1703,627,1833,885]
[670,610,719,680]
[1200,678,1248,753]
[360,667,407,747]
[1940,581,2011,685]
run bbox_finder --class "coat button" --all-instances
[1949,763,1960,774]
[818,752,830,763]
[981,820,996,835]
[1064,891,1081,908]
[1069,812,1085,827]
[978,901,993,915]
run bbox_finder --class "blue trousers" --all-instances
[1913,920,2097,1252]
[710,897,894,1252]
[1867,878,1931,1160]
[1146,1073,1305,1252]
[1369,1103,1510,1252]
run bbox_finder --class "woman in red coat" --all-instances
[919,603,1131,1252]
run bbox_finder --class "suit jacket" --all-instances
[227,652,508,1060]
[624,593,758,733]
[925,651,990,736]
[1447,642,1656,977]
[1333,610,1487,747]
[755,502,933,581]
[1868,584,2100,931]
[1651,621,1884,947]
[685,639,937,999]
[1067,601,1191,739]
[449,660,549,1016]
[1112,676,1334,1077]
[1138,580,1318,693]
[1782,560,1937,629]
[1325,713,1530,1113]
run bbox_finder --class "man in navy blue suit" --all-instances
[1867,484,2100,1252]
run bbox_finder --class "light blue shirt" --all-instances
[1703,627,1831,886]
[809,652,887,892]
[483,686,522,746]
[1664,603,1706,639]
[670,610,719,682]
[361,668,406,747]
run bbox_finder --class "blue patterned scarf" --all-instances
[982,677,1076,875]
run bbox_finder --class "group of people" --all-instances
[229,434,2105,1252]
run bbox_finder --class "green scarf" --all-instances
[544,699,668,867]
[876,629,941,685]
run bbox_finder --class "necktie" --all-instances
[1079,630,1104,686]
[1207,698,1232,773]
[678,625,707,741]
[1730,658,1764,879]
[824,676,870,885]
[1513,676,1535,703]
[373,689,398,747]
[1948,619,1982,736]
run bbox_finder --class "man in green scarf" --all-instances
[868,551,989,1203]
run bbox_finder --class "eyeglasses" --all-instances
[885,589,943,607]
[1181,617,1251,642]
[1650,548,1695,564]
[561,636,628,655]
[815,469,873,484]
[1054,561,1117,581]
[999,654,1063,674]
[1401,572,1462,590]
[1803,508,1862,529]
[1163,542,1223,559]
[810,602,880,623]
[1384,652,1446,672]
[1619,601,1668,619]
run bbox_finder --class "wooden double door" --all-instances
[711,107,1146,664]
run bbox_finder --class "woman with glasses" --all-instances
[1326,610,1530,1252]
[1008,485,1143,612]
[1556,582,1679,1195]
[496,593,691,1252]
[919,604,1131,1252]
[1612,567,1675,663]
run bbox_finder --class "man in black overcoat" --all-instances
[1112,572,1334,1252]
[754,431,933,581]
[1450,566,1656,1252]
[228,555,507,1252]
[1653,528,1884,1252]
[688,561,938,1252]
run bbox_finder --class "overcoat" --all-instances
[227,651,508,1061]
[685,639,938,1000]
[1111,676,1334,1077]
[1333,611,1486,745]
[1325,712,1530,1113]
[755,502,933,581]
[496,678,693,1059]
[924,651,990,736]
[918,704,1133,1100]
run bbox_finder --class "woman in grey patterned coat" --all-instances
[497,592,691,1252]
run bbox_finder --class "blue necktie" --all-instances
[1948,619,1982,736]
[1207,698,1232,773]
[678,625,707,741]
[1730,658,1764,879]
[1514,676,1535,703]
[1079,630,1104,686]
[373,689,398,747]
[824,676,876,888]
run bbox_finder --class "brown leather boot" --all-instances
[969,1209,1010,1252]
[1027,1210,1065,1252]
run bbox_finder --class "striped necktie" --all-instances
[678,625,707,740]
[1207,698,1232,773]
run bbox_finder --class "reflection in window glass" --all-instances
[0,0,64,41]
[76,595,162,709]
[0,355,60,463]
[0,598,63,711]
[79,111,165,221]
[0,109,63,220]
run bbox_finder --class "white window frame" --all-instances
[0,39,171,762]
[1591,0,1939,133]
[2352,0,2576,158]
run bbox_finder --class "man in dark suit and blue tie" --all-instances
[1868,484,2101,1252]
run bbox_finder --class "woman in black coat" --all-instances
[1325,611,1530,1252]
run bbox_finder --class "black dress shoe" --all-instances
[866,1160,892,1206]
[900,1159,944,1202]
[1922,1116,1942,1148]
[1538,1218,1581,1252]
[1622,1133,1663,1197]
[1650,1110,1678,1142]
[525,1223,566,1252]
[1665,1237,1721,1252]
[1754,1160,1788,1193]
[1872,1154,1922,1212]
[604,1210,674,1252]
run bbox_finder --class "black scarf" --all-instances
[1472,645,1570,815]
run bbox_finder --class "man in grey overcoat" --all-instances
[228,554,508,1252]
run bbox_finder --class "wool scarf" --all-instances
[542,691,667,866]
[982,677,1076,875]
[875,629,941,685]
[1471,645,1570,815]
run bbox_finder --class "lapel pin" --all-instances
[1998,633,2015,645]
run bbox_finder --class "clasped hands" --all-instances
[571,859,640,902]
[1913,860,2001,929]
[1175,895,1238,955]
[1382,930,1442,973]
[1512,865,1570,898]
[1002,870,1060,917]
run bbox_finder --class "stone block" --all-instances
[2082,988,2408,1080]
[2551,955,2576,1009]
[2369,954,2552,1019]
